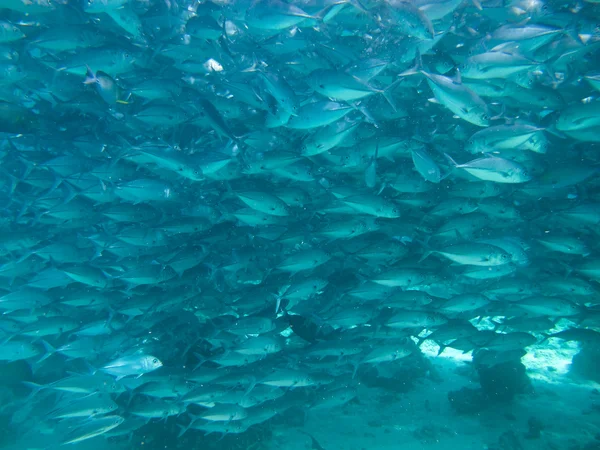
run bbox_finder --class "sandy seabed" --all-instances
[269,339,600,450]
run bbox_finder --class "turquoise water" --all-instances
[1,0,600,449]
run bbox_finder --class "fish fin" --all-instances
[351,361,360,379]
[22,381,45,398]
[399,49,424,77]
[312,2,343,22]
[546,125,569,140]
[243,377,256,396]
[83,65,96,85]
[0,333,16,345]
[489,103,505,121]
[37,340,56,364]
[348,101,379,128]
[418,251,433,264]
[381,79,402,112]
[453,68,462,85]
[240,53,261,73]
[273,293,282,314]
[192,353,206,372]
[177,423,192,438]
[348,0,369,13]
[490,319,504,331]
[443,152,459,168]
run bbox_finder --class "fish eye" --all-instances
[153,358,158,363]
[319,84,325,89]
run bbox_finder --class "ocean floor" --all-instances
[269,341,600,450]
[2,336,597,450]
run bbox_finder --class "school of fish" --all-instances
[1,0,600,447]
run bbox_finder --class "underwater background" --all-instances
[1,0,600,449]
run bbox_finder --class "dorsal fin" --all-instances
[454,68,462,85]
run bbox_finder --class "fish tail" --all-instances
[443,152,459,168]
[177,423,192,439]
[243,377,256,396]
[399,49,424,77]
[22,381,45,401]
[351,361,360,379]
[381,80,401,113]
[348,0,369,14]
[83,65,96,85]
[490,319,503,331]
[37,339,56,364]
[418,250,433,264]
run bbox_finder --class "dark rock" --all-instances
[583,441,600,450]
[498,431,524,450]
[525,416,544,439]
[570,347,600,383]
[447,387,487,414]
[477,360,532,403]
[412,424,454,444]
[448,357,532,415]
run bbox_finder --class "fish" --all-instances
[445,153,532,184]
[0,0,599,447]
[84,66,129,106]
[418,69,491,127]
[0,21,25,43]
[99,354,163,381]
[61,415,125,445]
[422,242,512,266]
